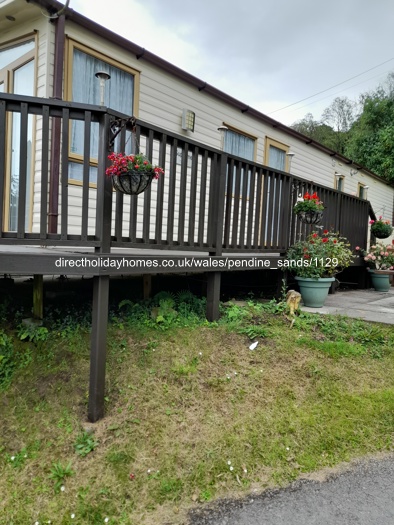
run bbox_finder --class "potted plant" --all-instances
[369,217,393,239]
[106,152,164,195]
[355,242,394,292]
[293,192,324,224]
[283,230,354,307]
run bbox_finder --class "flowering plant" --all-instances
[355,242,394,271]
[106,152,164,179]
[293,192,324,214]
[369,217,393,239]
[283,230,354,278]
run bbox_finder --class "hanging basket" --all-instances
[296,210,323,225]
[112,170,155,195]
[370,222,393,239]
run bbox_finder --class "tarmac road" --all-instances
[188,455,394,525]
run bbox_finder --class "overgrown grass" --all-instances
[1,295,394,524]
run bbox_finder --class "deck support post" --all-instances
[143,274,152,300]
[88,275,110,422]
[206,271,221,321]
[33,275,44,320]
[88,111,112,422]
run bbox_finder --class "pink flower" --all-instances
[355,246,360,251]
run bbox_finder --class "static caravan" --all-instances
[0,0,393,241]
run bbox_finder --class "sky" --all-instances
[71,0,394,126]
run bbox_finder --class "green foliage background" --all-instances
[291,72,394,182]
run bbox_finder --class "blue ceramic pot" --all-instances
[368,271,391,292]
[295,276,335,308]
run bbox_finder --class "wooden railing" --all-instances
[0,93,370,254]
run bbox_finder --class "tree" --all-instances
[322,96,356,133]
[321,97,356,153]
[345,91,394,182]
[291,113,338,151]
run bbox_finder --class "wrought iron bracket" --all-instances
[291,179,306,198]
[109,116,136,151]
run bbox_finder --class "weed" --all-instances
[158,477,184,503]
[200,490,212,501]
[0,330,15,388]
[7,448,28,468]
[18,324,49,345]
[238,325,268,340]
[49,461,74,492]
[74,431,99,457]
[172,356,200,376]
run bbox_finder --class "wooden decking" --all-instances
[0,92,371,421]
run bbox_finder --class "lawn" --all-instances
[1,292,394,524]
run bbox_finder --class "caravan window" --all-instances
[265,137,289,171]
[67,41,139,184]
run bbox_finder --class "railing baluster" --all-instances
[246,166,256,248]
[239,163,249,248]
[188,145,198,246]
[271,173,281,248]
[197,150,208,248]
[178,142,188,246]
[259,170,270,248]
[17,102,28,238]
[114,124,126,242]
[167,138,177,245]
[142,129,154,243]
[128,124,140,243]
[0,100,6,236]
[231,161,242,248]
[40,105,50,239]
[155,134,166,243]
[81,111,91,241]
[253,168,263,248]
[278,175,291,251]
[61,108,69,240]
[223,158,234,248]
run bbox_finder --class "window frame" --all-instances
[222,123,257,163]
[0,34,37,233]
[264,137,289,171]
[65,38,141,187]
[358,183,368,199]
[334,173,345,192]
[220,124,257,200]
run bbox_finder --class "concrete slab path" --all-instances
[300,288,394,325]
